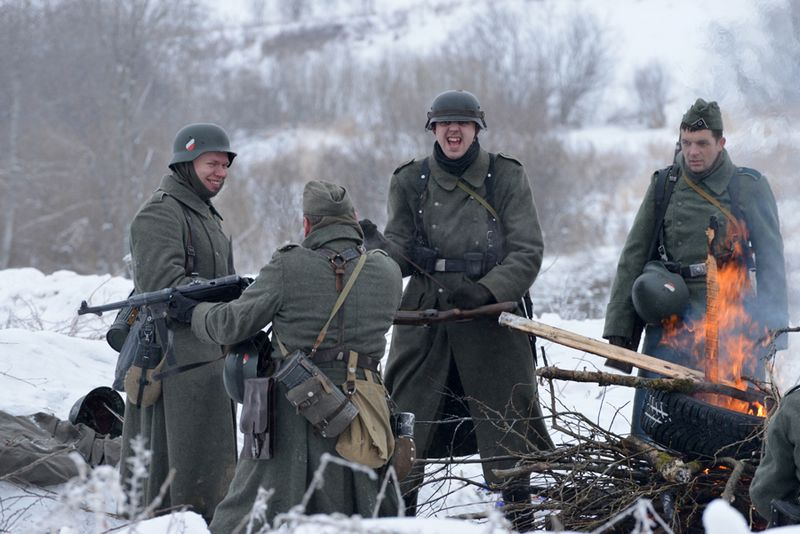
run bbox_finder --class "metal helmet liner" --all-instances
[632,261,690,325]
[223,330,273,403]
[169,123,237,168]
[425,90,487,130]
[68,386,125,438]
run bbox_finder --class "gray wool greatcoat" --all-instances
[750,387,800,520]
[191,223,403,533]
[120,174,237,522]
[382,147,555,487]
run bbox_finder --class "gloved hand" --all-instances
[604,336,634,374]
[449,283,495,310]
[359,219,389,251]
[167,292,199,324]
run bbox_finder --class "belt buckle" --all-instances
[689,263,707,277]
[434,259,446,272]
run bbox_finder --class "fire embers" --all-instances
[660,216,767,417]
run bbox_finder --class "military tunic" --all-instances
[382,147,554,487]
[120,174,237,522]
[750,388,800,519]
[603,150,788,434]
[192,223,402,533]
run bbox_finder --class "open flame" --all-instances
[660,223,767,418]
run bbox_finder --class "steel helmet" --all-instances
[169,123,237,169]
[223,331,273,403]
[632,261,690,324]
[68,386,125,438]
[425,90,487,130]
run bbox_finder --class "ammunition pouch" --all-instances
[413,247,498,279]
[274,350,358,439]
[464,252,485,279]
[240,377,276,460]
[770,499,800,527]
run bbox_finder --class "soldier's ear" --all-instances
[302,216,312,237]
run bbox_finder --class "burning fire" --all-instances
[660,220,768,417]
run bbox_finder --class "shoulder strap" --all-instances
[311,253,368,353]
[417,154,501,243]
[650,165,679,262]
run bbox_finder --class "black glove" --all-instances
[449,283,495,310]
[604,336,634,374]
[359,219,388,251]
[167,292,199,324]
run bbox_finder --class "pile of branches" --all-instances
[414,375,768,533]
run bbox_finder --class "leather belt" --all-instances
[434,258,467,272]
[680,263,707,278]
[310,346,380,373]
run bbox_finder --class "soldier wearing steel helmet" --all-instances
[360,90,554,530]
[603,99,788,436]
[119,123,238,522]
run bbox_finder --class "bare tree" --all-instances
[551,12,612,126]
[714,0,800,116]
[634,61,669,128]
[1,0,233,274]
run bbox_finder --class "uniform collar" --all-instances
[159,174,220,218]
[303,223,363,250]
[678,149,735,195]
[429,147,490,191]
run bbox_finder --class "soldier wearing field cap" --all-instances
[603,98,788,436]
[173,180,403,532]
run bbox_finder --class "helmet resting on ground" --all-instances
[632,261,690,324]
[169,123,237,169]
[425,90,487,130]
[68,386,124,438]
[223,331,273,403]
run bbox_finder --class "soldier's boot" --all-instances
[402,486,419,516]
[502,487,534,532]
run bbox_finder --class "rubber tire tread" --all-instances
[641,389,763,459]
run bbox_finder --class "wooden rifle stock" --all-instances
[393,301,517,326]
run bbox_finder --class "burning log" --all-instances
[535,366,765,405]
[705,218,721,384]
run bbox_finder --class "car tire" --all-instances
[641,389,764,459]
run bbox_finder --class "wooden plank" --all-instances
[498,312,705,381]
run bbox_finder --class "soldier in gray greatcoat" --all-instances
[120,123,238,522]
[603,99,788,436]
[360,90,554,531]
[750,386,800,523]
[169,181,403,533]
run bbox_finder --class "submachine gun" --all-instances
[79,275,250,319]
[78,275,252,398]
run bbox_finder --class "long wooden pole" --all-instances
[498,312,705,381]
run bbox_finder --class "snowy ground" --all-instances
[0,268,796,533]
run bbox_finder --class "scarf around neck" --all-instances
[433,138,480,177]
